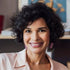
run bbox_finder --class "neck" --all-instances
[26,50,49,65]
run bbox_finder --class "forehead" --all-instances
[27,18,48,28]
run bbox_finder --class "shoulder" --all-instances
[0,52,17,59]
[0,52,17,69]
[0,49,25,61]
[0,52,17,64]
[52,60,68,70]
[0,49,26,70]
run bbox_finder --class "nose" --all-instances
[31,32,40,41]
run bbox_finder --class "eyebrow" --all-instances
[25,27,48,30]
[38,27,48,30]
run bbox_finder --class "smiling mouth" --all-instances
[29,42,43,48]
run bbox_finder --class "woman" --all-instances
[0,2,68,70]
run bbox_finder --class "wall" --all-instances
[18,0,28,10]
[0,0,18,29]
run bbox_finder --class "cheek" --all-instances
[44,35,49,41]
[23,34,30,43]
[42,33,50,48]
[41,33,50,42]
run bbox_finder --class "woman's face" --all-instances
[23,18,50,54]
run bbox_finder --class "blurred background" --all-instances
[0,0,70,69]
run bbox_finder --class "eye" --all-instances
[39,29,47,32]
[25,30,31,33]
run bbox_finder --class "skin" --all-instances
[23,18,51,70]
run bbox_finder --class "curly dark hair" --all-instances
[11,2,64,44]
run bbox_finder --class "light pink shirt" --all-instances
[0,49,68,70]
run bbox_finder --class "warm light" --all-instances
[60,8,65,12]
[57,3,62,8]
[52,8,57,12]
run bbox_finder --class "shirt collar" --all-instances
[13,49,27,68]
[13,49,53,70]
[46,54,54,70]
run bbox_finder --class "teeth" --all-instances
[29,42,43,47]
[31,44,40,46]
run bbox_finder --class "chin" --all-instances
[30,48,44,54]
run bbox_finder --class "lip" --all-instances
[29,42,43,48]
